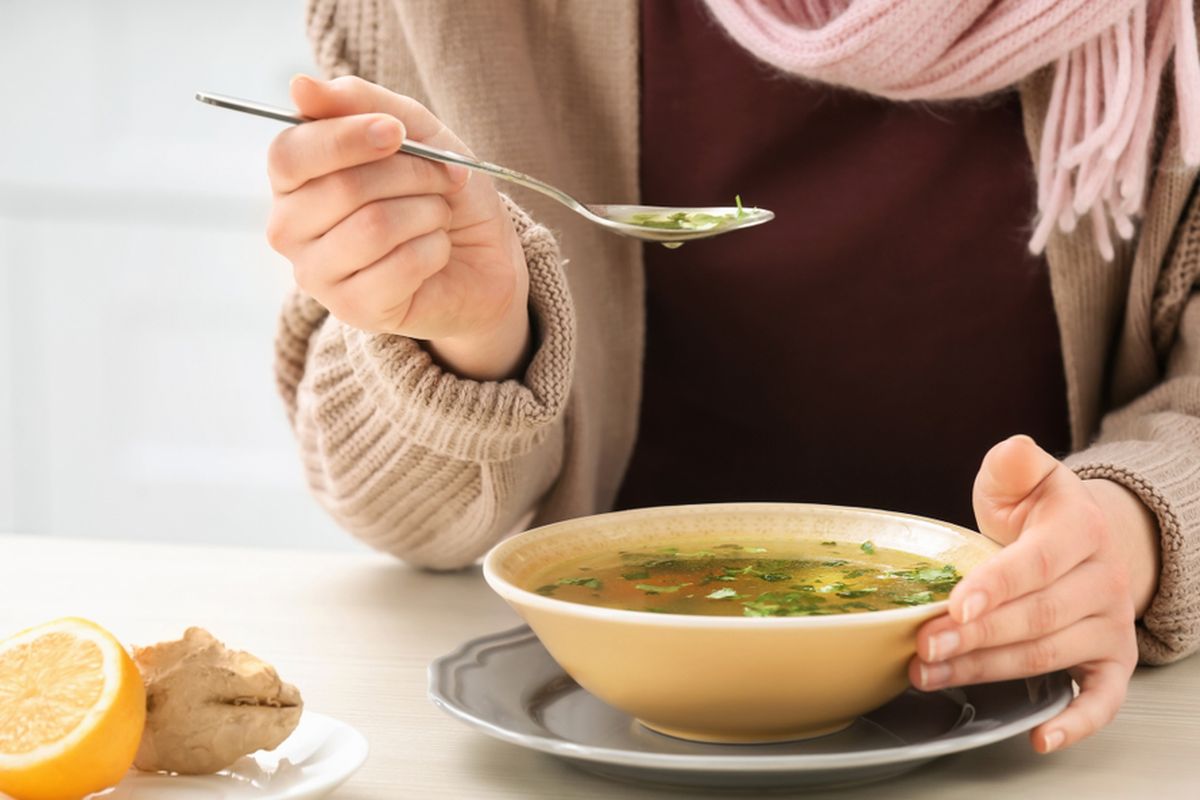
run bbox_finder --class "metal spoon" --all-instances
[196,92,774,245]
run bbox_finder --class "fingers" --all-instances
[269,154,465,248]
[947,508,1103,625]
[917,561,1116,662]
[320,229,452,333]
[910,615,1129,690]
[291,74,449,144]
[1031,661,1133,753]
[292,195,452,292]
[268,113,405,194]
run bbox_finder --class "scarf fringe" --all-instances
[1030,0,1200,260]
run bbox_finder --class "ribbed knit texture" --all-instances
[276,197,574,568]
[282,0,1200,663]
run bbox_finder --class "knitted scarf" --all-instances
[704,0,1200,259]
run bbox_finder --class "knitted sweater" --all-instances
[278,0,1200,665]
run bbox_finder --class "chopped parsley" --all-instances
[636,583,691,594]
[893,591,936,606]
[533,541,962,616]
[836,587,879,598]
[628,197,755,232]
[556,577,602,590]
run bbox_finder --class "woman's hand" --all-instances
[910,435,1160,753]
[266,74,531,381]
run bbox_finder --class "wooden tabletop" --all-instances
[1,534,1196,799]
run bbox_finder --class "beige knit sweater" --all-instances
[278,0,1200,665]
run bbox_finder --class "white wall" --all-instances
[0,1,360,550]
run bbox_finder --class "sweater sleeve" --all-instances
[275,0,578,567]
[1064,191,1200,665]
[275,198,575,568]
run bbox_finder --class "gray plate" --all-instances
[429,626,1073,792]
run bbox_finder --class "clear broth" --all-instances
[525,539,961,617]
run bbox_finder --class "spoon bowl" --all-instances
[196,91,775,245]
[585,204,775,244]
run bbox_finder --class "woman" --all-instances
[270,0,1200,752]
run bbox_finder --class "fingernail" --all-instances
[1043,729,1065,752]
[928,630,960,661]
[367,119,401,149]
[919,661,952,689]
[961,592,988,623]
[290,74,316,89]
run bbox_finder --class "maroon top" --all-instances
[615,0,1072,528]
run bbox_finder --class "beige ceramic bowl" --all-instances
[483,502,1000,744]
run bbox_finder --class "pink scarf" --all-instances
[703,0,1200,260]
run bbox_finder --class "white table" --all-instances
[2,534,1196,798]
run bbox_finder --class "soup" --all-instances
[525,539,962,617]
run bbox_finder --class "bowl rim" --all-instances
[482,501,998,629]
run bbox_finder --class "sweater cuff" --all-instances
[323,195,574,464]
[1065,442,1200,664]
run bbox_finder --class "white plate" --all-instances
[89,712,368,800]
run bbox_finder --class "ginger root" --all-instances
[132,627,302,774]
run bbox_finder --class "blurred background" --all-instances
[0,1,358,549]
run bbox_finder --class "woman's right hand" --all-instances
[266,75,531,381]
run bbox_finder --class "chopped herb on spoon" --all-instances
[630,195,759,247]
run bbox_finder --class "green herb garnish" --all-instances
[836,587,879,598]
[535,540,959,617]
[636,583,691,594]
[629,210,738,231]
[887,564,961,593]
[556,577,602,590]
[893,591,936,606]
[742,604,779,617]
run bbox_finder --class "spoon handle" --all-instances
[195,92,591,216]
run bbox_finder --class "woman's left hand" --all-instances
[910,435,1159,753]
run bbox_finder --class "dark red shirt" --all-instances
[615,0,1072,528]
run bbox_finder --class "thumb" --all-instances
[972,434,1060,545]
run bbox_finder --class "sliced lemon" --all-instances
[0,618,146,800]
